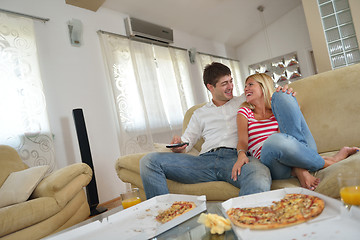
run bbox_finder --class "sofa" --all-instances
[115,63,360,201]
[0,145,93,240]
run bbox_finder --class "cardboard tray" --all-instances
[48,194,206,240]
[221,188,360,240]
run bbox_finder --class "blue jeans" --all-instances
[260,91,325,180]
[140,148,271,199]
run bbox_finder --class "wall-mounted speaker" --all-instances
[67,18,83,47]
[188,47,196,64]
[72,108,107,216]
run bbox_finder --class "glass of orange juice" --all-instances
[120,187,141,209]
[337,172,360,210]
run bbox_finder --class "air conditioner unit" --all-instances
[124,17,173,44]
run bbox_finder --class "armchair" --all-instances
[0,145,93,240]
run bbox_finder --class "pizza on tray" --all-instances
[156,201,196,223]
[226,193,325,230]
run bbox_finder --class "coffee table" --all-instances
[46,201,237,239]
[46,188,360,240]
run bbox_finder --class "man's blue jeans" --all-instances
[261,91,325,180]
[140,148,271,199]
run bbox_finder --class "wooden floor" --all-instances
[87,197,122,219]
[98,197,122,210]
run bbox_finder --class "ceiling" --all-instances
[101,0,302,48]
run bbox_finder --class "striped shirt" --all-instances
[238,107,279,159]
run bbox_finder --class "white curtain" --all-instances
[196,53,244,101]
[99,32,195,155]
[0,12,55,171]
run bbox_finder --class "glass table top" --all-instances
[154,202,237,240]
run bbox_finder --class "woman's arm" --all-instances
[232,113,250,181]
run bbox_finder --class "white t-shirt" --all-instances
[181,95,245,154]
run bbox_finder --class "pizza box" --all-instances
[221,187,360,240]
[47,194,206,240]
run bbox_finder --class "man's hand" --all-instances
[276,84,296,96]
[170,135,187,153]
[231,157,249,181]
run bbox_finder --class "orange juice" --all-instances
[340,185,360,205]
[122,197,141,209]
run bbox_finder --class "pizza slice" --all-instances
[227,206,279,229]
[155,201,196,223]
[285,194,325,219]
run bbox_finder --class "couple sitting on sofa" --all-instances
[140,62,358,199]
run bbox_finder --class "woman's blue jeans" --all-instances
[260,91,325,180]
[140,148,271,199]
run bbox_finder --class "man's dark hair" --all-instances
[203,62,231,89]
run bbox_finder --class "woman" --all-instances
[232,73,358,190]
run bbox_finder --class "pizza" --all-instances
[156,201,196,223]
[226,193,325,230]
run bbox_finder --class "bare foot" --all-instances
[292,168,320,191]
[323,147,359,168]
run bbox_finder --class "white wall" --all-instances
[1,0,236,202]
[236,4,314,83]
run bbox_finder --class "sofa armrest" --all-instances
[32,163,92,207]
[115,153,147,177]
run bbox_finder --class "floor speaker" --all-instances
[72,108,107,216]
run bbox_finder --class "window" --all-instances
[99,33,196,154]
[0,12,55,170]
[99,31,243,155]
[318,0,360,68]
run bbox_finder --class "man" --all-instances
[140,62,272,199]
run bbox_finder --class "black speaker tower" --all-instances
[72,108,107,216]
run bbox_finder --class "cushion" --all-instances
[0,145,28,186]
[0,165,49,208]
[290,64,360,153]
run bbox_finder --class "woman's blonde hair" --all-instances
[241,73,275,110]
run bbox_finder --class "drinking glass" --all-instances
[337,172,360,210]
[120,187,141,209]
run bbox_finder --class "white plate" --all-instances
[48,194,207,240]
[221,188,360,240]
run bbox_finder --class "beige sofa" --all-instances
[0,145,93,239]
[115,63,360,201]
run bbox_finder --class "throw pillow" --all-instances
[0,165,50,208]
[153,143,199,156]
